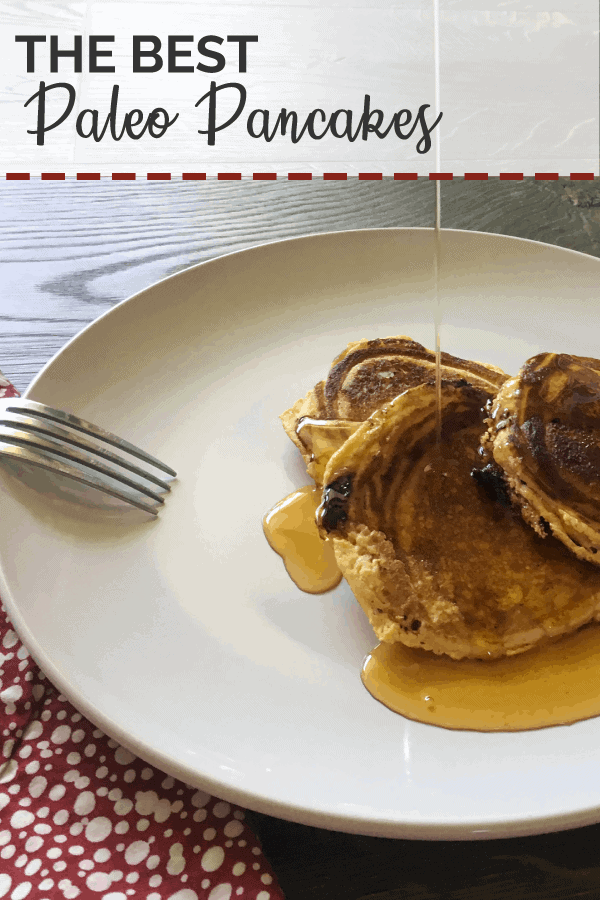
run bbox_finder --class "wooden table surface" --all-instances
[2,176,600,900]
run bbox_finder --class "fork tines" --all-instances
[0,398,177,515]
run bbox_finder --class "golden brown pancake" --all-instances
[318,382,600,660]
[482,352,600,567]
[281,336,507,484]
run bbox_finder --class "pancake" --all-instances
[318,381,600,660]
[482,352,600,567]
[281,336,507,485]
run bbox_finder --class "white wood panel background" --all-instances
[1,1,597,174]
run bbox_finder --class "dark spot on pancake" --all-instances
[327,474,353,498]
[539,517,552,536]
[411,619,421,632]
[320,503,347,532]
[319,474,354,533]
[471,463,511,507]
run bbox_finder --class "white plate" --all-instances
[2,228,600,841]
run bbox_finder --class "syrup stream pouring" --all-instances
[434,179,442,444]
[432,0,443,444]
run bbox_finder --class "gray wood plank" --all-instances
[1,178,436,390]
[2,178,599,393]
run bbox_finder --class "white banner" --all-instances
[0,0,597,176]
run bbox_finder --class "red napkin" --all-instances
[0,370,285,900]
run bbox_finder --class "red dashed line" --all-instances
[3,172,597,182]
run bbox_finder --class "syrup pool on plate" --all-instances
[362,628,600,731]
[263,486,341,594]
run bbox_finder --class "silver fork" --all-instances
[0,398,176,516]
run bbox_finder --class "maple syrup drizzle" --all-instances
[264,477,600,731]
[264,422,600,730]
[295,417,359,484]
[362,626,600,731]
[263,486,342,594]
[433,178,443,445]
[268,152,600,731]
[432,0,443,445]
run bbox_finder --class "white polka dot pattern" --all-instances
[0,580,283,900]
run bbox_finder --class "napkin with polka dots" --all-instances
[0,370,285,900]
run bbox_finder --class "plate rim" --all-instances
[24,225,600,407]
[2,226,600,841]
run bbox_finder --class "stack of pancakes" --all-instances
[281,338,600,660]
